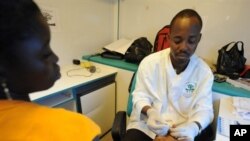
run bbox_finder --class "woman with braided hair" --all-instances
[0,0,100,140]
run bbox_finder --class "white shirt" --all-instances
[127,48,214,139]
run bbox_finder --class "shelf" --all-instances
[33,89,74,107]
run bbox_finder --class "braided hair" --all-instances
[0,0,43,60]
[0,0,43,99]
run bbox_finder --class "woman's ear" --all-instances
[0,64,7,79]
[198,33,202,42]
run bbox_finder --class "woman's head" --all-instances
[0,0,60,99]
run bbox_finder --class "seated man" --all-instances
[123,9,214,141]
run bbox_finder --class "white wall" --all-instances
[118,0,250,65]
[35,0,117,65]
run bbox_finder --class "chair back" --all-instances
[126,72,137,117]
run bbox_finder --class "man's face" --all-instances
[169,17,201,64]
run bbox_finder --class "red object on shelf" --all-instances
[240,65,250,77]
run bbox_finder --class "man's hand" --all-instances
[154,135,189,141]
[154,135,177,141]
[147,108,170,136]
[170,122,199,141]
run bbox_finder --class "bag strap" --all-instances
[221,41,236,50]
[236,41,244,55]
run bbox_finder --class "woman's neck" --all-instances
[10,93,30,101]
[0,93,6,99]
[0,91,30,101]
[0,90,7,99]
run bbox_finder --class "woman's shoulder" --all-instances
[0,100,101,141]
[38,105,101,140]
[37,103,100,129]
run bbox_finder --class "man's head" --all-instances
[0,0,60,99]
[169,9,202,67]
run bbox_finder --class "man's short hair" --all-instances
[170,9,203,30]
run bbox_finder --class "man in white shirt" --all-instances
[123,9,214,141]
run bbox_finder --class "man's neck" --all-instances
[174,63,188,74]
[170,56,190,74]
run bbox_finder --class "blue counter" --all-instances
[83,55,250,98]
[212,81,250,97]
[83,55,138,72]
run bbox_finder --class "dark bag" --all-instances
[124,37,152,64]
[153,25,170,52]
[101,51,123,60]
[216,41,247,78]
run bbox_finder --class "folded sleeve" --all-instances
[188,70,214,130]
[132,59,155,119]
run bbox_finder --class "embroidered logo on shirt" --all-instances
[183,82,196,98]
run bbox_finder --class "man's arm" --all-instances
[141,105,151,115]
[189,71,214,130]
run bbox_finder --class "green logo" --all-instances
[184,82,196,98]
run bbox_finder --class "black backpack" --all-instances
[124,37,152,64]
